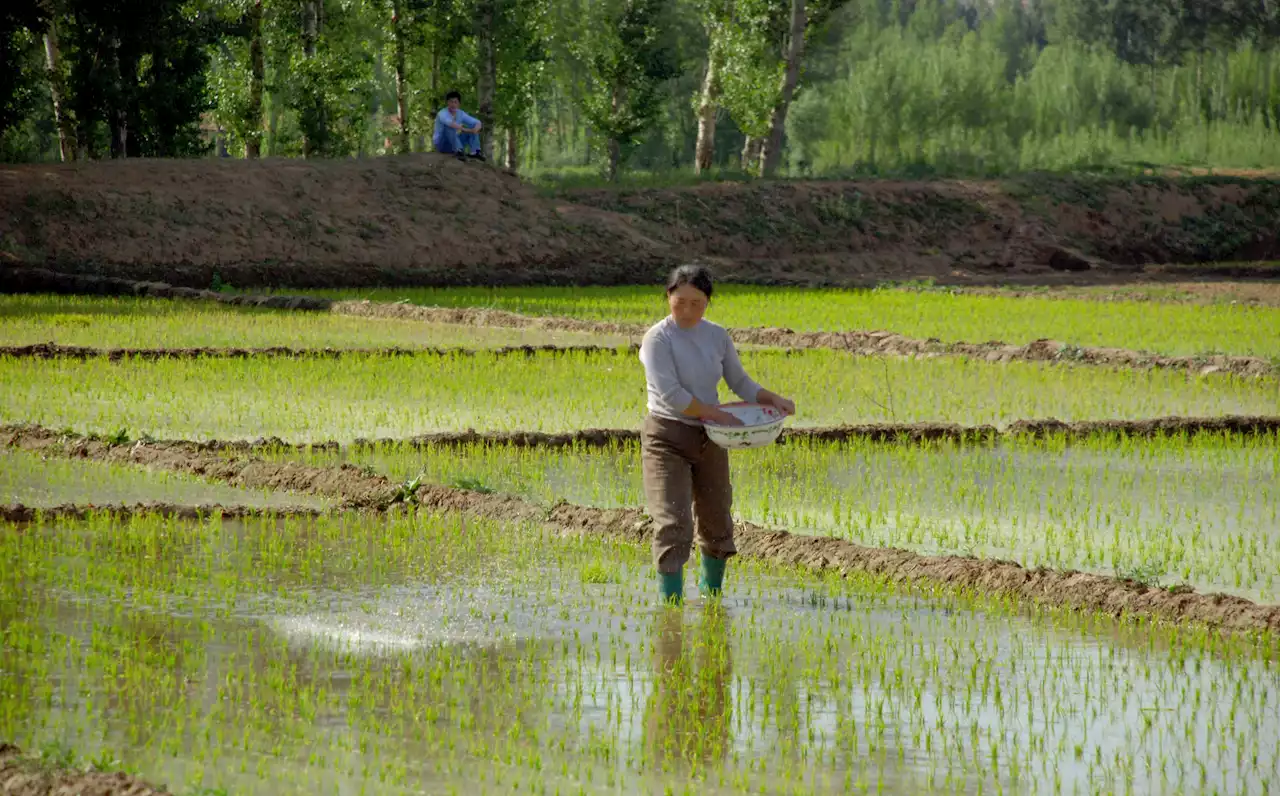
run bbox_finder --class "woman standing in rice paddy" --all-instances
[640,265,796,604]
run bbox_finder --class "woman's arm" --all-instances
[754,388,796,416]
[640,331,743,426]
[723,335,795,415]
[684,397,743,426]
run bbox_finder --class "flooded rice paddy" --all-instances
[275,433,1280,603]
[2,510,1276,795]
[0,449,329,511]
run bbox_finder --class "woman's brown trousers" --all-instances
[641,415,736,574]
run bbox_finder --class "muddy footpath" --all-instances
[4,266,1277,379]
[3,423,1277,638]
[0,742,169,796]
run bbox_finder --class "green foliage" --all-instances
[570,0,679,177]
[788,9,1280,176]
[0,2,47,145]
[3,0,1280,173]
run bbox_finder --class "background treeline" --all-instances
[3,0,1280,179]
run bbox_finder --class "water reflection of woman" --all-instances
[642,605,734,777]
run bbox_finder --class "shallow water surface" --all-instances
[286,434,1280,602]
[0,449,328,510]
[2,510,1276,794]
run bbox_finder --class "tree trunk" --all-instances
[42,17,76,162]
[760,0,806,177]
[245,0,265,158]
[107,30,127,159]
[607,136,620,182]
[694,38,723,174]
[741,135,761,171]
[391,0,410,154]
[475,0,496,159]
[301,0,323,157]
[505,127,518,172]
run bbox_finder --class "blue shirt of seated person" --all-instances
[433,91,483,159]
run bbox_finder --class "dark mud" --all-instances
[0,742,168,796]
[3,423,1277,636]
[0,342,636,362]
[336,300,1279,379]
[0,502,323,524]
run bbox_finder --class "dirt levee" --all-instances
[0,742,169,796]
[4,158,1280,288]
[565,176,1280,284]
[0,156,673,288]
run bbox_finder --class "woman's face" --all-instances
[668,283,709,327]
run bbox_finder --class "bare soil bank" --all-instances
[4,158,1280,288]
[0,742,168,796]
[3,423,1277,636]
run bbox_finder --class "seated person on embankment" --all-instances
[433,90,485,161]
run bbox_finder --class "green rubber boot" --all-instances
[659,570,684,605]
[699,554,727,597]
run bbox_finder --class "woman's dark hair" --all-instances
[665,264,714,300]
[445,90,462,102]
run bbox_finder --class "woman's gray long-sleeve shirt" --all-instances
[639,316,763,425]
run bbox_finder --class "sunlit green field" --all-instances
[309,284,1280,358]
[0,295,632,350]
[2,510,1275,795]
[3,293,1278,794]
[270,433,1280,602]
[2,349,1275,442]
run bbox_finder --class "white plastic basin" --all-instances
[704,402,786,450]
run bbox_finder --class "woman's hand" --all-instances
[758,390,796,417]
[703,408,745,427]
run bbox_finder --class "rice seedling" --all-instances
[1,509,1275,795]
[2,349,1275,442]
[274,431,1280,602]
[296,284,1280,358]
[0,449,328,510]
[0,295,631,350]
